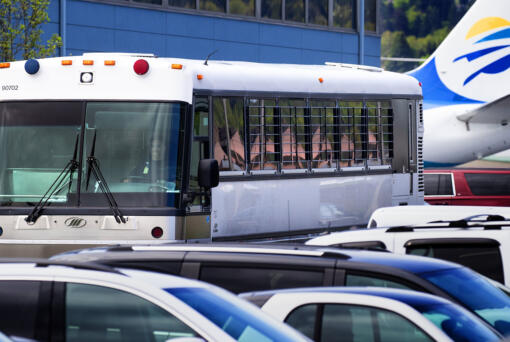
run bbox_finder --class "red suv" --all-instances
[424,169,510,206]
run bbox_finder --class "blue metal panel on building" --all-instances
[44,0,380,66]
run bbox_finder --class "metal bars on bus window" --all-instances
[212,96,393,174]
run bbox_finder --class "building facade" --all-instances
[45,0,380,65]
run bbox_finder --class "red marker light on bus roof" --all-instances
[419,82,422,87]
[133,59,149,75]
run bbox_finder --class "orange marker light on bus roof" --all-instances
[318,77,324,83]
[83,60,94,66]
[61,60,72,66]
[197,74,203,80]
[104,60,116,66]
[0,63,10,69]
[171,64,183,70]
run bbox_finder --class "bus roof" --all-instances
[0,53,422,102]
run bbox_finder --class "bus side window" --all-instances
[212,97,246,172]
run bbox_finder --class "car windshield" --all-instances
[421,267,510,336]
[166,287,309,342]
[413,302,501,342]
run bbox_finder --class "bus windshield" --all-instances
[0,101,185,208]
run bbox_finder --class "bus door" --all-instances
[185,95,212,239]
[391,99,417,205]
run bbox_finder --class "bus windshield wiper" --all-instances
[85,132,126,224]
[25,134,80,224]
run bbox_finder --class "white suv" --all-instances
[0,259,308,342]
[307,219,510,286]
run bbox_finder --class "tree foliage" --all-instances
[381,0,475,72]
[0,0,62,62]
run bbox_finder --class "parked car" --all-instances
[366,205,510,228]
[308,217,510,286]
[241,287,502,342]
[52,243,510,336]
[0,259,309,342]
[424,168,510,206]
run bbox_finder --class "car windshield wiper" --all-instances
[25,134,80,224]
[85,131,126,224]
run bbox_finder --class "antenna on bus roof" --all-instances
[204,49,219,66]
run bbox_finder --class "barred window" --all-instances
[212,97,245,171]
[280,99,308,170]
[210,96,394,174]
[380,101,393,164]
[248,98,279,171]
[310,100,338,169]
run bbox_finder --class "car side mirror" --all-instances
[198,159,219,189]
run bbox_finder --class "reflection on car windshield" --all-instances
[421,267,510,336]
[166,287,306,342]
[414,303,501,342]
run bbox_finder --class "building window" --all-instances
[364,0,377,32]
[261,0,282,19]
[308,0,328,25]
[230,0,255,16]
[212,97,245,171]
[169,0,195,8]
[333,0,355,29]
[200,0,226,12]
[285,0,305,22]
[133,0,162,5]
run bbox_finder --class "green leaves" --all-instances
[380,0,476,72]
[0,0,62,62]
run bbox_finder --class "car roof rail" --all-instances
[385,215,510,232]
[0,258,123,274]
[101,243,352,259]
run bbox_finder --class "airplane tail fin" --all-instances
[407,0,510,106]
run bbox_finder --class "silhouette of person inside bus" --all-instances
[124,136,176,190]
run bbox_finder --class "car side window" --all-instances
[199,265,324,293]
[65,283,199,342]
[345,273,414,290]
[464,173,510,196]
[0,280,47,341]
[407,243,504,284]
[285,303,434,342]
[424,173,453,196]
[284,304,317,340]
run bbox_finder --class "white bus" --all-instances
[0,53,423,256]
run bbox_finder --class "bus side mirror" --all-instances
[198,159,219,189]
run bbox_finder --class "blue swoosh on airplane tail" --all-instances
[408,57,482,106]
[476,27,510,44]
[454,45,510,62]
[463,53,510,85]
